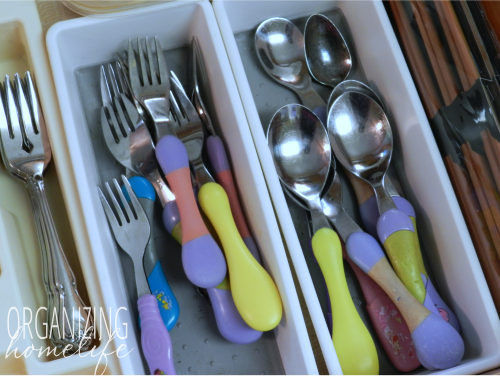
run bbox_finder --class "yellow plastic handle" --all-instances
[311,228,379,375]
[410,216,427,279]
[383,229,426,303]
[198,182,282,331]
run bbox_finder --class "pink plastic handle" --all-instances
[207,136,261,263]
[138,294,176,375]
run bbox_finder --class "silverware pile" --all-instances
[0,72,93,352]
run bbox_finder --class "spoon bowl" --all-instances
[267,104,331,204]
[305,13,352,88]
[328,91,393,185]
[327,79,384,112]
[255,18,311,91]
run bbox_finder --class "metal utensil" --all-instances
[0,72,92,351]
[304,13,352,90]
[128,37,174,142]
[189,36,262,263]
[267,103,378,375]
[169,71,214,186]
[255,18,327,121]
[100,65,181,240]
[327,91,427,303]
[98,175,176,375]
[123,176,180,330]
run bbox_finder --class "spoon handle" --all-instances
[162,202,182,244]
[198,182,282,332]
[311,228,379,375]
[207,277,263,344]
[359,193,460,330]
[206,135,262,263]
[346,231,464,370]
[377,208,427,303]
[156,135,227,289]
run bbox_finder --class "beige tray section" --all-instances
[0,1,120,374]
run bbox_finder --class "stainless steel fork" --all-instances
[128,37,175,142]
[100,64,176,208]
[98,175,176,375]
[169,71,214,186]
[0,72,93,351]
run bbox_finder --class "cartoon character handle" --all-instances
[138,294,176,375]
[147,261,180,331]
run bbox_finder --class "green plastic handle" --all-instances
[311,228,379,375]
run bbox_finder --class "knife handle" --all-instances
[207,277,263,344]
[206,135,261,263]
[138,294,176,375]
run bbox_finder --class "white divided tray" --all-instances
[45,0,317,375]
[0,1,108,375]
[213,0,500,375]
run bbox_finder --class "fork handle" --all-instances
[206,136,261,263]
[26,175,93,347]
[138,294,176,375]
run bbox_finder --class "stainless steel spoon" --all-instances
[327,91,426,304]
[255,18,326,120]
[304,14,352,91]
[267,104,378,375]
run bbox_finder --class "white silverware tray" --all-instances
[44,0,317,374]
[213,0,500,375]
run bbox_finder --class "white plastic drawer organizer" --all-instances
[213,0,500,375]
[45,0,316,375]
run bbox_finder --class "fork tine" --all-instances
[113,178,135,222]
[4,76,19,139]
[169,90,184,124]
[114,96,134,133]
[98,187,121,232]
[137,38,149,86]
[121,175,149,224]
[128,39,141,90]
[13,74,33,150]
[105,181,127,226]
[155,37,169,85]
[107,64,120,101]
[24,72,41,136]
[100,66,113,108]
[101,106,120,145]
[170,73,198,121]
[146,37,157,85]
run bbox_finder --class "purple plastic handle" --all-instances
[377,208,414,243]
[138,294,176,375]
[162,201,181,234]
[412,312,464,370]
[183,234,227,288]
[362,195,460,331]
[207,287,263,344]
[346,231,464,370]
[206,136,230,174]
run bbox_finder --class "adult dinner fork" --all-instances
[98,175,176,375]
[0,72,92,351]
[128,36,174,142]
